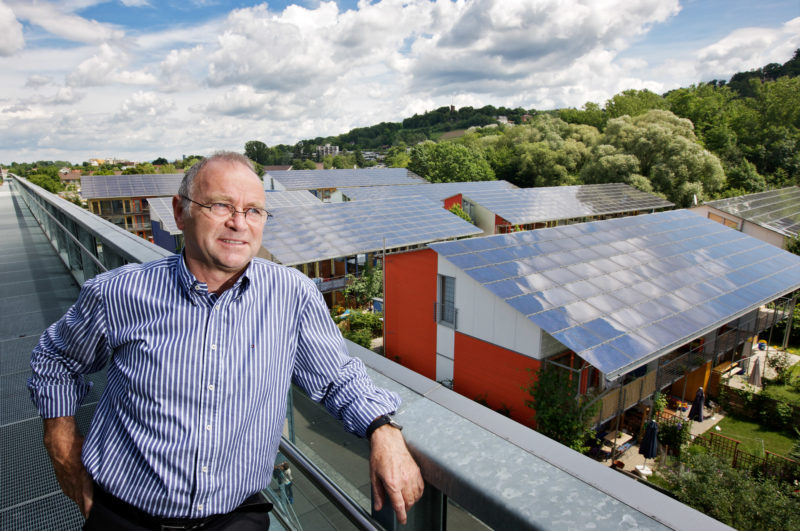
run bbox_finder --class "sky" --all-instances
[0,0,798,164]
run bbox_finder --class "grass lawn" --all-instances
[714,416,796,456]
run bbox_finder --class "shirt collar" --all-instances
[175,252,253,301]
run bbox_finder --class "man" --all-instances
[29,152,423,529]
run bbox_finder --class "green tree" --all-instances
[152,157,169,165]
[605,89,668,119]
[408,141,495,183]
[448,203,472,223]
[786,234,800,256]
[662,453,800,530]
[27,173,64,193]
[526,363,599,453]
[384,144,410,168]
[344,265,383,308]
[291,158,316,170]
[244,140,270,165]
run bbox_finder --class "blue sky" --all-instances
[0,0,797,163]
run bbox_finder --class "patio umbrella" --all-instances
[749,357,762,387]
[638,420,659,473]
[688,387,705,422]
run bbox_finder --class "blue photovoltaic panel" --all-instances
[263,190,320,209]
[264,196,481,265]
[342,180,517,202]
[266,168,426,191]
[81,174,184,199]
[146,197,181,235]
[429,209,800,379]
[462,183,673,225]
[704,186,800,238]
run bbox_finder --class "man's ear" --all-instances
[173,194,186,230]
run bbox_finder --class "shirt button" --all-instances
[208,384,214,391]
[202,466,208,473]
[214,304,220,310]
[206,424,212,431]
[198,503,204,511]
[210,344,217,351]
[194,285,201,291]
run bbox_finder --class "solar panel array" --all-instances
[704,186,800,238]
[342,180,517,202]
[80,174,183,199]
[263,190,320,209]
[462,183,674,225]
[266,168,426,190]
[264,196,482,266]
[146,197,181,235]
[429,209,800,378]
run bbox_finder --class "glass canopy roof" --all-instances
[429,209,800,379]
[264,196,482,266]
[146,197,181,235]
[462,183,674,225]
[81,174,183,199]
[704,186,800,238]
[265,168,426,191]
[342,180,517,202]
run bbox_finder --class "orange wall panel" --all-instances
[385,249,438,379]
[453,332,541,428]
[443,194,461,210]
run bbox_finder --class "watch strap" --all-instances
[365,414,402,439]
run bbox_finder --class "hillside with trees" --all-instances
[242,49,799,207]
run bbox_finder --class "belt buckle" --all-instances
[160,525,194,531]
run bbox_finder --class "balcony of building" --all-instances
[1,176,732,530]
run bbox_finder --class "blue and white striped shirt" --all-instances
[28,254,399,518]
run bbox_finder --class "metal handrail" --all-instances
[278,438,381,531]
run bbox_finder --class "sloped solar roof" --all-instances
[264,190,320,209]
[146,197,181,235]
[81,174,183,199]
[342,180,517,202]
[264,196,482,265]
[463,183,673,225]
[266,168,426,190]
[429,209,800,379]
[704,186,800,238]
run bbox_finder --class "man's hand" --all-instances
[43,417,94,518]
[369,424,424,525]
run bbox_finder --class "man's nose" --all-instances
[225,210,249,229]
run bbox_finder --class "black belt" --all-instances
[93,483,272,531]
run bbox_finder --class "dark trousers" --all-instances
[83,484,271,531]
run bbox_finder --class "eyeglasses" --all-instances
[181,195,271,224]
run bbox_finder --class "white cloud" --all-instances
[120,0,150,6]
[8,0,125,45]
[0,1,24,56]
[25,74,53,88]
[66,43,157,86]
[115,90,175,120]
[695,17,800,81]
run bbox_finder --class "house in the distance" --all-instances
[264,168,426,202]
[81,173,183,240]
[384,209,800,429]
[462,183,674,235]
[692,186,800,249]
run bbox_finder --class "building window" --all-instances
[439,275,456,327]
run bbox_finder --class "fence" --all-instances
[692,431,800,482]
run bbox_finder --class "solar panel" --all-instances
[429,209,800,379]
[462,183,674,225]
[146,197,181,235]
[265,168,426,191]
[264,196,482,265]
[704,186,800,238]
[263,190,320,209]
[81,174,184,199]
[342,180,517,202]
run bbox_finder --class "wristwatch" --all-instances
[366,414,403,439]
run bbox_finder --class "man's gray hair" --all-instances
[178,151,256,211]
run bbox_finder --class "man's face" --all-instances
[173,160,266,281]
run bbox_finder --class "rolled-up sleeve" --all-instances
[292,283,400,438]
[28,278,112,418]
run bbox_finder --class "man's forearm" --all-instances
[43,416,94,517]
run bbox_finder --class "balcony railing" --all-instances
[6,175,733,531]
